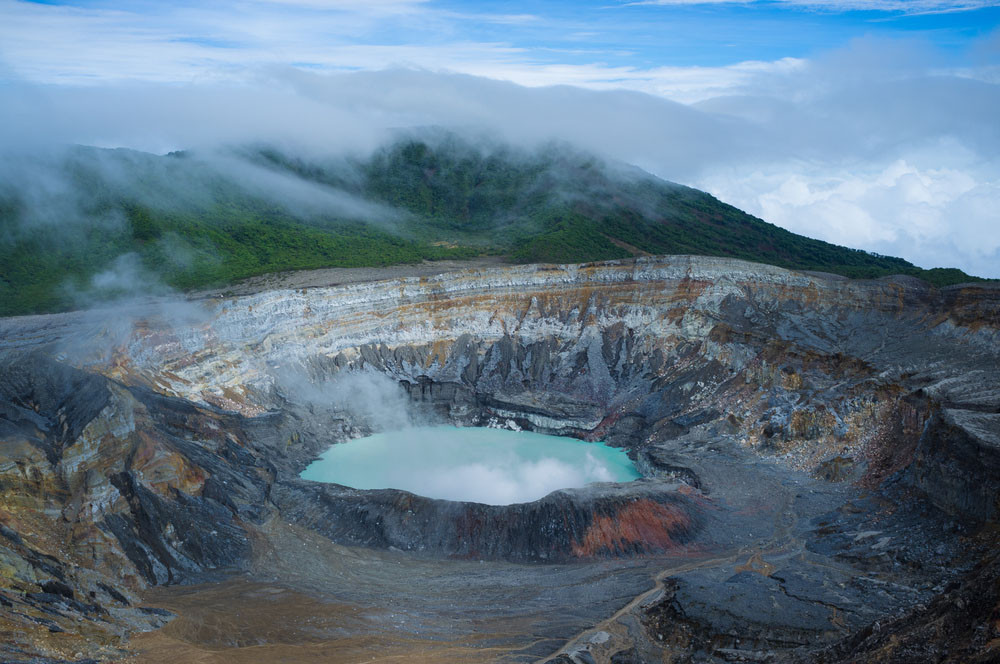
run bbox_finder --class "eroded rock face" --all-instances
[1,256,998,663]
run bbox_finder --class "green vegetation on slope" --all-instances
[0,134,985,317]
[346,136,953,281]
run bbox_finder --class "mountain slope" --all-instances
[0,133,984,316]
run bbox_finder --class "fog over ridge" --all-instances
[1,36,998,277]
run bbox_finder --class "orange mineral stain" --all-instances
[572,499,691,557]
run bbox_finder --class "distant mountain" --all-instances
[0,131,984,316]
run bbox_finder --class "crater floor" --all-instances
[1,255,998,663]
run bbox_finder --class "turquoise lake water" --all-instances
[300,426,641,505]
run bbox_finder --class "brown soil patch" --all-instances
[126,578,503,663]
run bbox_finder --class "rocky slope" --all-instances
[0,255,998,662]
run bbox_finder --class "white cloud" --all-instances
[0,0,798,100]
[627,0,1000,14]
[451,58,807,105]
[251,0,428,8]
[684,39,1000,276]
[698,157,1000,275]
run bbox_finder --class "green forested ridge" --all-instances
[0,134,986,316]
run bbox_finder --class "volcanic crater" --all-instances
[1,255,999,663]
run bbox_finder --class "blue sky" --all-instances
[435,0,1000,66]
[1,0,999,276]
[3,0,997,89]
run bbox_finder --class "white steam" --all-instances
[50,295,217,366]
[277,371,639,504]
[86,253,171,299]
[274,369,416,431]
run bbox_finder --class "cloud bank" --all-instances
[0,32,997,277]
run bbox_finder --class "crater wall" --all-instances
[65,255,999,507]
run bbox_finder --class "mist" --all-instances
[0,144,401,236]
[39,292,218,368]
[272,362,641,505]
[269,369,637,505]
[1,37,997,277]
[273,368,419,432]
